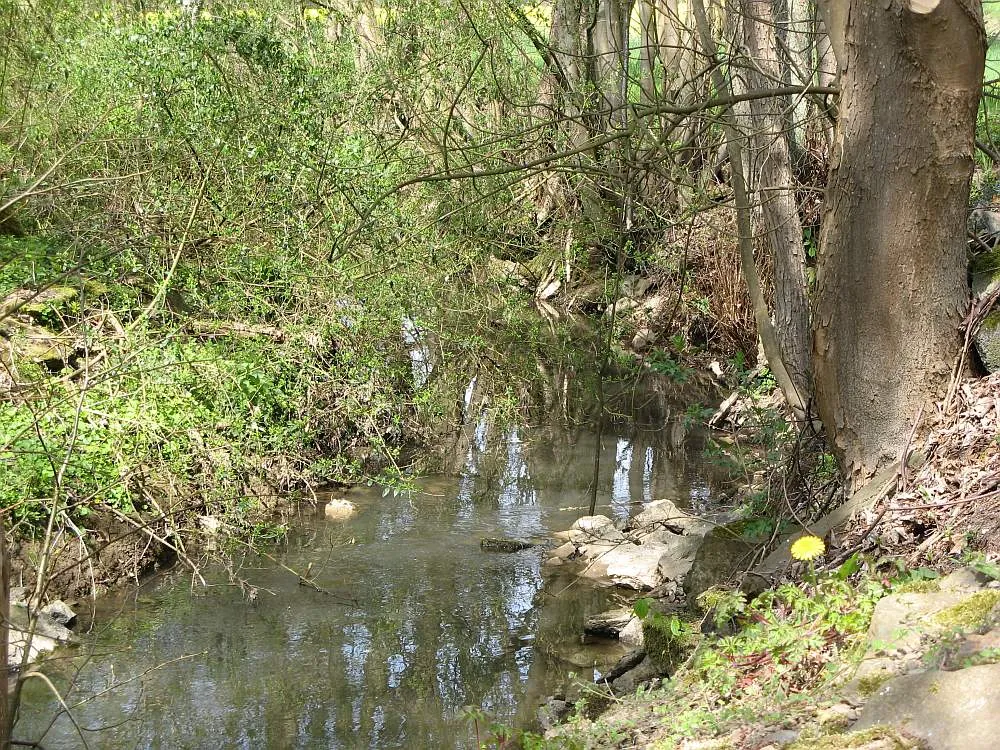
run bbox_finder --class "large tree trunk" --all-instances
[814,0,984,485]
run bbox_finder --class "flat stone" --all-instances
[816,702,858,729]
[544,557,564,567]
[619,617,644,648]
[537,698,571,731]
[581,525,626,542]
[634,528,685,546]
[552,529,584,543]
[755,729,800,748]
[866,590,971,654]
[552,542,578,559]
[578,540,621,560]
[584,608,633,638]
[939,567,990,592]
[8,606,75,669]
[572,515,614,532]
[609,654,661,694]
[940,626,1000,670]
[578,557,610,580]
[658,535,704,582]
[853,662,1000,749]
[603,543,674,590]
[683,529,757,603]
[632,499,709,535]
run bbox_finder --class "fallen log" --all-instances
[183,319,285,342]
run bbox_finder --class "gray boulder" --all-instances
[853,663,1000,750]
[41,599,77,627]
[683,528,759,604]
[631,499,710,535]
[969,208,1000,248]
[8,605,75,669]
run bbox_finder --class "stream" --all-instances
[15,376,725,749]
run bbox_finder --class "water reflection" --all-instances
[16,418,721,749]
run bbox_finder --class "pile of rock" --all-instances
[545,498,712,593]
[7,587,77,669]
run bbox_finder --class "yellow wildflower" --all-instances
[790,535,825,562]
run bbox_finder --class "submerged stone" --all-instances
[480,537,534,553]
[324,498,356,520]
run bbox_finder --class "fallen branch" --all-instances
[183,319,285,342]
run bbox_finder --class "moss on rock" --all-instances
[787,726,923,750]
[933,590,1000,631]
[642,614,699,673]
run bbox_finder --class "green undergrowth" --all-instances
[523,571,894,749]
[0,230,575,542]
[0,1,579,548]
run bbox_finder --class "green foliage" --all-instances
[689,576,886,698]
[633,599,700,672]
[646,347,691,382]
[0,0,576,543]
[697,588,747,631]
[965,551,1000,581]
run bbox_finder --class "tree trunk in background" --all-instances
[742,0,813,404]
[815,11,837,146]
[657,0,697,94]
[591,0,635,127]
[814,0,984,486]
[0,517,9,750]
[786,0,812,160]
[534,0,592,225]
[638,0,658,103]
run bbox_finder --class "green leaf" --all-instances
[836,553,861,581]
[970,557,1000,581]
[633,597,651,620]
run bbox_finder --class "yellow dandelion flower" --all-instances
[790,535,825,562]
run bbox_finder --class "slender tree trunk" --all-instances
[638,0,658,103]
[815,12,837,145]
[591,0,636,127]
[693,0,810,422]
[742,0,813,401]
[0,516,10,750]
[814,0,984,485]
[786,0,812,158]
[533,0,592,224]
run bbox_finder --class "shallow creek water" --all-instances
[16,405,722,748]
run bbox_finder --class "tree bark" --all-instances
[591,0,636,126]
[742,0,814,402]
[813,0,984,485]
[693,0,811,423]
[0,516,10,750]
[638,0,659,104]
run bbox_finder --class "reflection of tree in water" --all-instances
[15,353,726,749]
